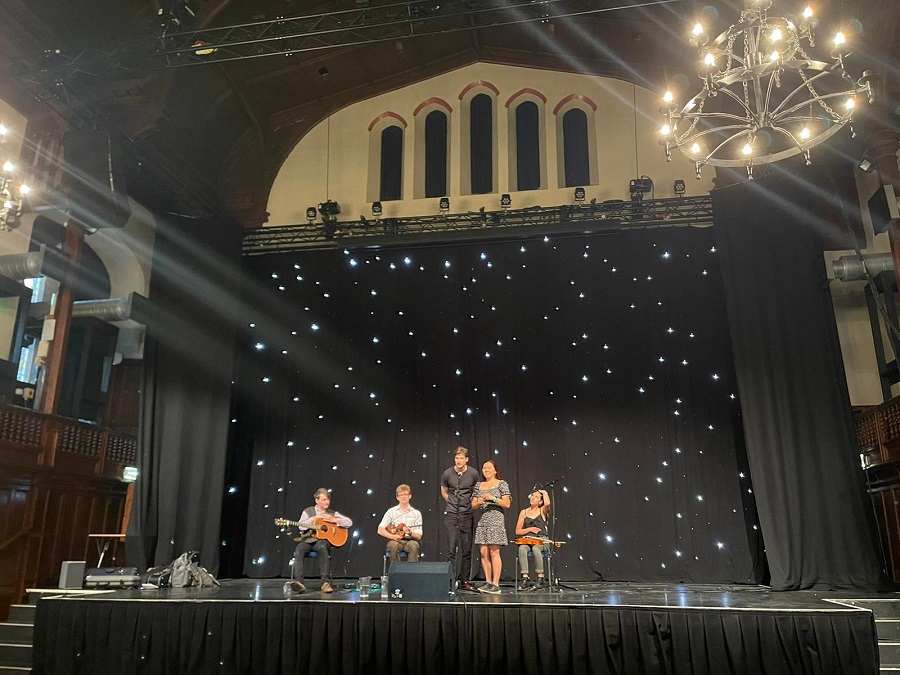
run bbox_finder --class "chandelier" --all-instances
[659,0,874,179]
[0,125,29,230]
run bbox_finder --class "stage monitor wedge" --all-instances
[62,130,131,229]
[387,561,453,601]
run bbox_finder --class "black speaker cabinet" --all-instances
[387,561,453,601]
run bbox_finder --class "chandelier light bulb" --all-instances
[845,98,855,110]
[803,6,814,19]
[690,143,702,155]
[770,28,782,42]
[800,127,811,140]
[660,123,672,136]
[742,143,753,156]
[692,22,704,36]
[2,201,11,210]
[0,125,7,137]
[19,184,30,195]
[2,161,13,173]
[769,51,780,61]
[703,52,716,67]
[833,31,846,47]
[663,90,674,103]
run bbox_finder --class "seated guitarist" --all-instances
[292,487,352,594]
[514,489,551,589]
[377,484,422,563]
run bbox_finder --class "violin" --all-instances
[386,522,412,538]
[514,537,566,548]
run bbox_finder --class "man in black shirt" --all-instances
[440,446,480,591]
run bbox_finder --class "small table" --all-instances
[88,534,126,567]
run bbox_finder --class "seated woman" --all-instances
[514,488,551,588]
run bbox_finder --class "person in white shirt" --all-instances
[377,484,423,562]
[291,487,353,594]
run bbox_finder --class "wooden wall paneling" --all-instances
[0,476,32,620]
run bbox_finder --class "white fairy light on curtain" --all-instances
[659,0,875,179]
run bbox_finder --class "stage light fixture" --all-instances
[438,197,450,213]
[306,207,317,223]
[674,179,686,196]
[629,177,653,201]
[574,187,586,203]
[500,194,511,210]
[371,201,383,217]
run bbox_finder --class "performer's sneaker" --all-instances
[290,581,306,594]
[458,581,477,592]
[536,578,548,588]
[321,582,334,593]
[482,584,501,595]
[520,578,534,589]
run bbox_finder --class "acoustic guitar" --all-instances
[274,517,349,547]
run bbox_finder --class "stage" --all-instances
[31,580,879,674]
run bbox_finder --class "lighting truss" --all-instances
[242,196,714,255]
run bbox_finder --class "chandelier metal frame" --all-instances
[660,0,875,178]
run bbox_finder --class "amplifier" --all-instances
[84,567,141,589]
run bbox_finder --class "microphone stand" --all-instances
[536,476,576,593]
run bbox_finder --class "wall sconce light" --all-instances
[574,187,586,203]
[857,156,875,173]
[372,201,383,217]
[500,193,511,210]
[673,179,686,196]
[439,197,450,213]
[306,207,317,223]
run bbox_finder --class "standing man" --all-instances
[440,446,480,591]
[292,487,353,594]
[377,484,423,562]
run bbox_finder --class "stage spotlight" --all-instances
[629,177,653,201]
[439,197,450,213]
[372,201,383,217]
[306,207,317,223]
[500,193,512,209]
[318,200,341,217]
[674,179,686,196]
[574,187,586,203]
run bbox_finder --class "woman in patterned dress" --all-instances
[471,460,511,594]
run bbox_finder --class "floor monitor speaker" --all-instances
[58,560,86,589]
[387,561,453,601]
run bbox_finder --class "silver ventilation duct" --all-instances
[71,293,149,324]
[832,253,894,282]
[0,245,69,281]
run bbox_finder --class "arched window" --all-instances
[380,126,403,201]
[470,94,493,195]
[424,110,448,198]
[562,109,590,187]
[515,101,541,191]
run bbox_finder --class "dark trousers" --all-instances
[444,510,474,581]
[292,539,331,581]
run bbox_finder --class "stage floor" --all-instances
[33,577,891,611]
[32,580,883,674]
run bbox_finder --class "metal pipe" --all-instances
[0,250,45,280]
[71,297,132,322]
[832,253,894,281]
